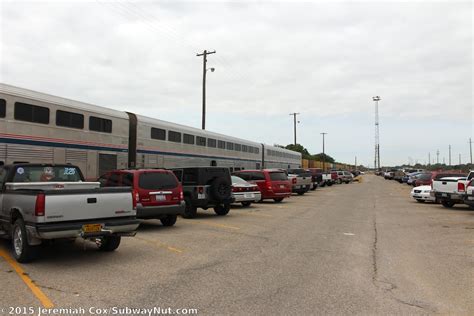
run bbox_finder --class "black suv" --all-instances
[170,167,234,218]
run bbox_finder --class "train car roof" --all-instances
[0,83,129,119]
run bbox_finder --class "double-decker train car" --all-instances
[0,84,301,178]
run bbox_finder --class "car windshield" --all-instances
[12,166,83,182]
[139,172,178,190]
[418,173,432,180]
[269,172,288,181]
[232,176,249,185]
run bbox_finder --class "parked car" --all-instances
[170,167,233,218]
[406,172,422,185]
[231,176,261,207]
[330,171,339,183]
[393,170,406,183]
[287,169,312,195]
[414,172,435,187]
[233,169,292,202]
[411,185,436,203]
[463,178,474,209]
[0,164,140,262]
[432,171,473,208]
[308,168,333,187]
[335,171,353,184]
[99,169,184,226]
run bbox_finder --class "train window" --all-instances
[207,138,217,148]
[183,133,195,144]
[248,147,254,153]
[90,116,112,133]
[234,143,241,151]
[218,140,226,149]
[255,147,260,154]
[14,102,49,124]
[151,127,166,140]
[0,99,5,118]
[56,110,84,129]
[196,136,206,147]
[242,145,248,152]
[226,142,234,150]
[168,130,182,143]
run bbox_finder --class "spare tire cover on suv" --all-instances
[210,177,232,201]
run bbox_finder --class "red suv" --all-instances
[232,169,291,202]
[99,169,185,226]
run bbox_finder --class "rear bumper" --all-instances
[434,192,464,202]
[233,192,262,203]
[292,184,310,193]
[137,202,185,219]
[463,193,474,206]
[28,217,140,240]
[262,191,291,199]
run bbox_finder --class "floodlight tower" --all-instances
[373,96,381,171]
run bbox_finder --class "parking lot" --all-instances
[0,175,472,315]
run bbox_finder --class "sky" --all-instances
[0,0,472,167]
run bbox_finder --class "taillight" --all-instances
[292,178,297,184]
[232,187,237,192]
[198,186,204,194]
[179,190,184,201]
[132,189,139,210]
[458,182,466,192]
[35,193,45,216]
[266,180,273,191]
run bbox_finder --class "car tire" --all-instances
[273,198,284,203]
[441,201,455,208]
[12,218,39,263]
[416,199,425,203]
[214,204,230,216]
[160,215,178,227]
[320,183,326,187]
[183,197,197,219]
[327,182,333,187]
[310,184,317,191]
[210,177,231,200]
[241,201,252,207]
[97,236,121,252]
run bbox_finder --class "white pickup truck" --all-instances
[463,177,474,209]
[431,171,473,208]
[0,164,140,262]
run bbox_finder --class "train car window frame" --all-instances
[242,145,248,152]
[56,110,84,129]
[183,133,195,145]
[0,99,6,118]
[207,138,217,148]
[14,102,50,125]
[226,142,234,150]
[151,127,166,140]
[218,140,226,149]
[196,136,206,147]
[234,143,242,151]
[168,130,182,143]
[89,116,112,133]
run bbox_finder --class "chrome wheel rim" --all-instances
[13,226,23,256]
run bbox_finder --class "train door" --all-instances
[98,153,117,177]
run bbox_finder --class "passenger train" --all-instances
[0,84,301,180]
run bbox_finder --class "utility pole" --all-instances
[459,153,461,165]
[428,152,431,166]
[197,49,216,130]
[289,113,300,145]
[321,132,327,171]
[373,96,381,171]
[449,145,451,166]
[355,156,357,170]
[469,138,473,165]
[436,150,440,164]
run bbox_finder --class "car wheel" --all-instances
[297,191,305,195]
[97,235,121,252]
[210,177,231,200]
[273,198,284,203]
[160,215,178,227]
[214,204,230,216]
[183,197,197,219]
[416,199,425,203]
[241,201,252,207]
[327,182,333,187]
[12,218,39,263]
[310,185,317,191]
[441,201,455,208]
[320,183,326,187]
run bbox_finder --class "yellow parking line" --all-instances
[134,236,183,254]
[190,221,240,230]
[0,248,54,308]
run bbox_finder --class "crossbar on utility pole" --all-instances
[289,113,300,145]
[197,49,216,130]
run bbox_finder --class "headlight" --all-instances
[423,190,430,193]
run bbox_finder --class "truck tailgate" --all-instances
[42,188,134,222]
[432,177,466,194]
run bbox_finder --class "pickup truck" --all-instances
[287,169,312,195]
[307,168,334,188]
[431,172,471,208]
[463,178,474,209]
[0,164,140,262]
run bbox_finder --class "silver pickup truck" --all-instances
[0,164,140,262]
[287,169,312,195]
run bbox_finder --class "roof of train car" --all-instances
[0,83,129,120]
[1,83,301,158]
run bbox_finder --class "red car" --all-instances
[414,171,465,187]
[99,169,185,226]
[232,169,292,202]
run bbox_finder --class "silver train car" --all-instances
[0,84,301,179]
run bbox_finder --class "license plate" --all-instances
[244,193,255,199]
[82,224,102,233]
[442,193,448,197]
[154,195,166,201]
[468,196,474,200]
[294,185,300,189]
[451,194,459,199]
[280,185,285,188]
[198,193,206,199]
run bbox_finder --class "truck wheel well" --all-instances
[10,209,22,224]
